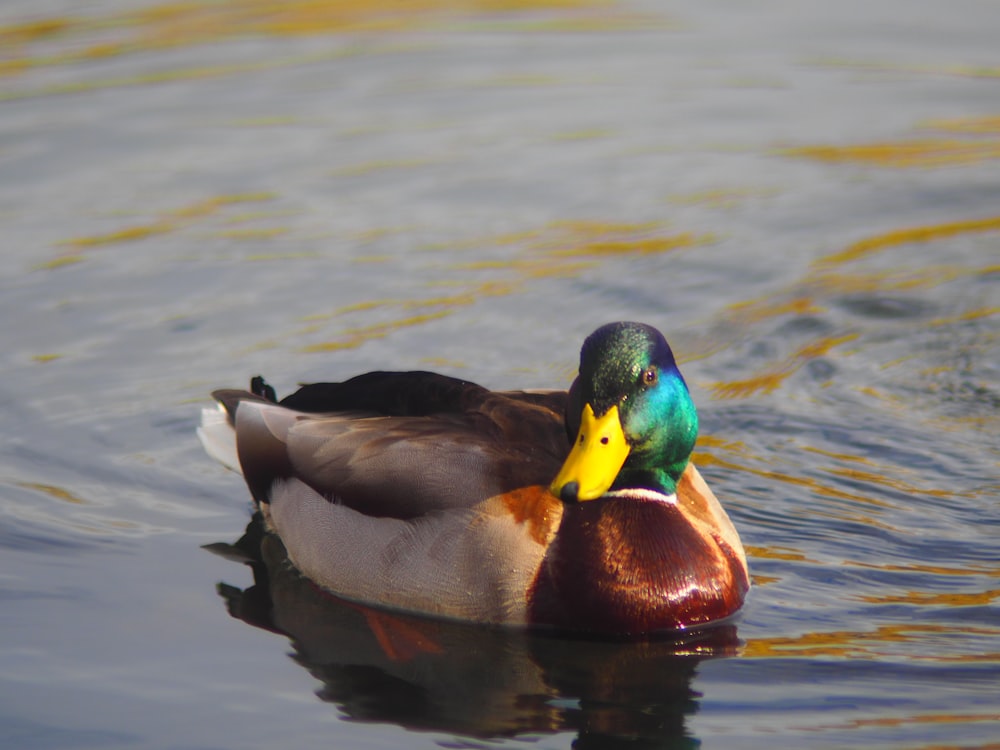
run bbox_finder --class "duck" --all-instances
[198,321,749,636]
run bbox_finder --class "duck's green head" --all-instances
[550,322,698,502]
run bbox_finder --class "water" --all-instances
[2,0,998,747]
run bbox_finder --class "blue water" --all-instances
[1,0,998,747]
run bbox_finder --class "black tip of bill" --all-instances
[559,481,580,504]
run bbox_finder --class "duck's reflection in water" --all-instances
[209,514,740,748]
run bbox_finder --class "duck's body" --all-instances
[199,323,749,635]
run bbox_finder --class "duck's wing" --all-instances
[221,387,568,521]
[272,371,570,429]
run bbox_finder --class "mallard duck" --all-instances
[198,321,749,636]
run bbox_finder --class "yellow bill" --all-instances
[550,403,630,501]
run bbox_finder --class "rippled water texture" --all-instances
[2,1,998,748]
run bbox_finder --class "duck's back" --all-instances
[210,372,570,518]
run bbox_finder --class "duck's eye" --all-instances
[642,367,658,387]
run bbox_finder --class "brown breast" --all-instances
[526,497,749,635]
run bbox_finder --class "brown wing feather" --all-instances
[284,413,562,518]
[224,378,571,521]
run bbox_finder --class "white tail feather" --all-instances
[197,403,242,474]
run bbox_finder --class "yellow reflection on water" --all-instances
[856,589,1000,607]
[823,467,968,501]
[693,433,749,455]
[298,219,710,352]
[698,450,906,514]
[723,296,824,324]
[31,353,63,363]
[302,310,455,352]
[0,18,71,46]
[800,445,877,465]
[814,215,1000,266]
[927,305,1000,327]
[548,232,713,257]
[41,193,276,269]
[60,221,175,250]
[668,186,780,209]
[925,114,1000,134]
[780,139,1000,168]
[743,622,1000,661]
[17,481,90,505]
[694,208,1000,440]
[708,332,858,399]
[743,545,819,563]
[0,0,655,95]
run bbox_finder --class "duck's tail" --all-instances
[197,402,242,474]
[198,376,278,475]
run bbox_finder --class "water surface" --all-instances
[1,1,998,748]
